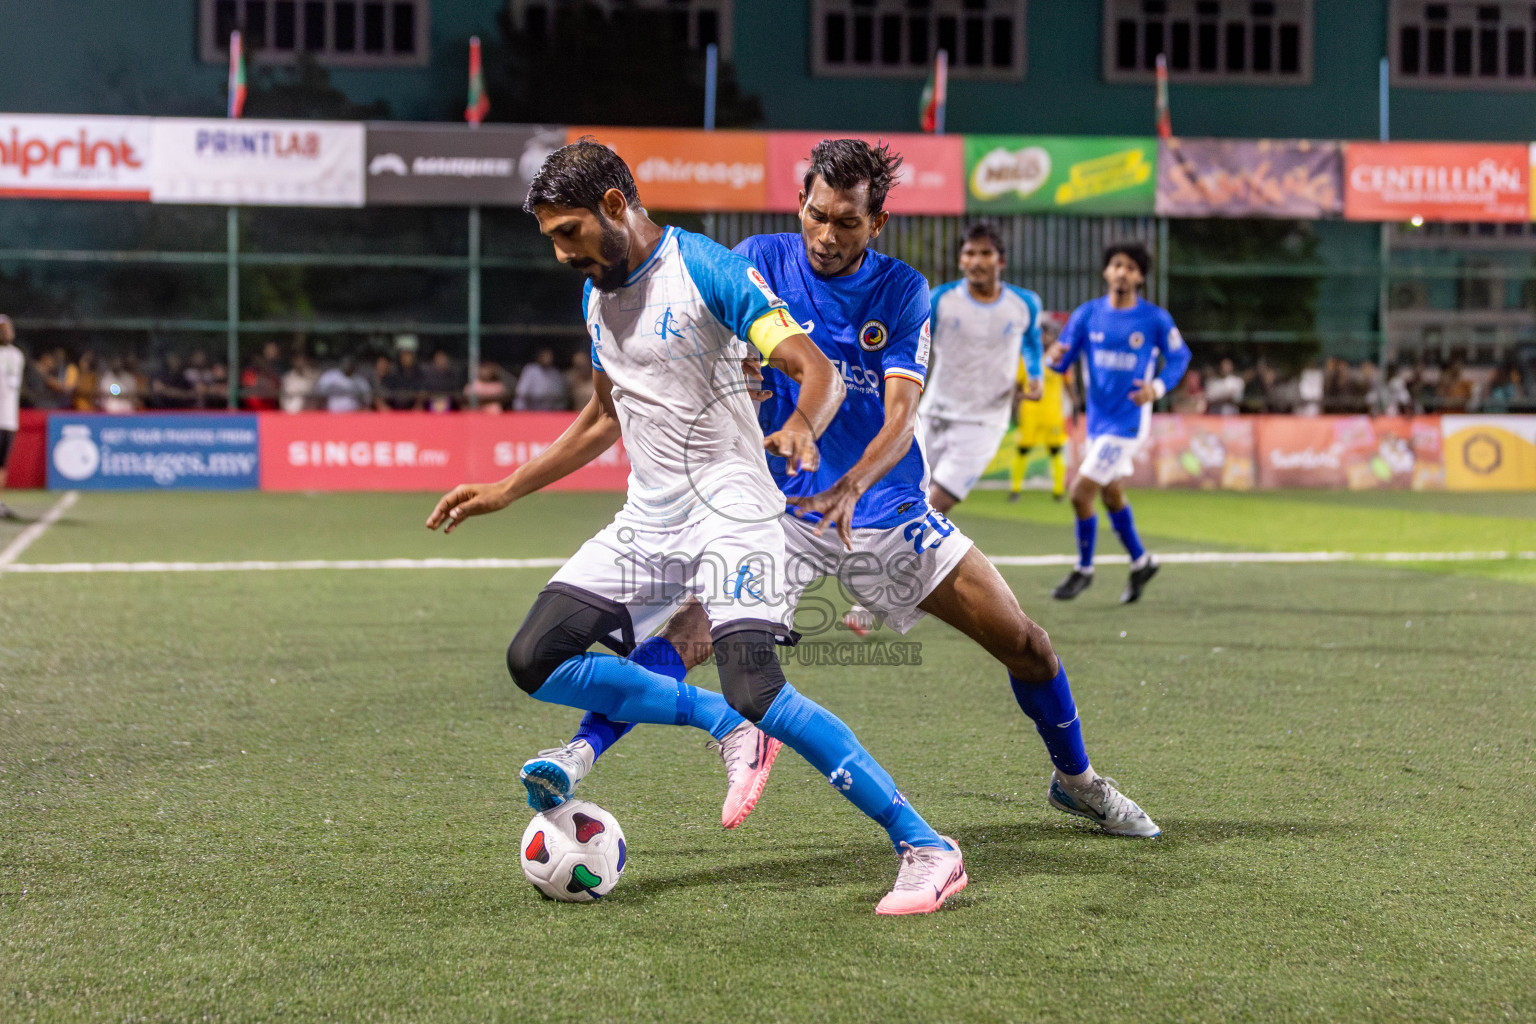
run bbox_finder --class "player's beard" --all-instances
[586,221,632,293]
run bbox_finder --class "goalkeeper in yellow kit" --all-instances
[1009,316,1071,502]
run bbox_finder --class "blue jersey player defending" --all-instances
[1048,242,1191,604]
[526,141,1160,864]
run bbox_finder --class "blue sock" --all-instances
[1075,514,1098,570]
[572,636,722,760]
[758,684,947,853]
[534,653,742,741]
[1009,662,1090,776]
[1108,505,1146,562]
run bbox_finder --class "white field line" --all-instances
[0,491,78,567]
[0,548,1532,575]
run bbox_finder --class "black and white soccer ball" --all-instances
[519,800,627,902]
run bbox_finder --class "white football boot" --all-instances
[1047,771,1161,837]
[519,740,595,812]
[842,604,875,637]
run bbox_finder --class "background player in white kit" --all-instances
[426,140,968,915]
[917,222,1043,515]
[0,315,24,520]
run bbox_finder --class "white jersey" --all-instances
[0,345,23,431]
[586,225,791,528]
[918,280,1042,430]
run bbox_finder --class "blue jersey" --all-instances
[1050,296,1190,440]
[738,233,933,530]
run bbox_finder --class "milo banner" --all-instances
[965,135,1156,215]
[1156,138,1343,218]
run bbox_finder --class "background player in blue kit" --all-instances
[1047,242,1191,604]
[532,140,1160,848]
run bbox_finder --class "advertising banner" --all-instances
[1440,414,1536,490]
[366,123,564,206]
[1156,138,1342,218]
[47,414,259,490]
[150,118,365,206]
[0,114,153,200]
[1344,142,1529,222]
[768,132,965,215]
[964,135,1155,215]
[1151,416,1256,489]
[569,127,768,212]
[1254,415,1446,489]
[259,412,629,491]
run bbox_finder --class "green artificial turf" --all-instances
[2,490,1533,1022]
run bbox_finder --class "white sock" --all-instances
[1131,552,1152,570]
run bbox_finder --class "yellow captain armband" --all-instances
[746,307,803,358]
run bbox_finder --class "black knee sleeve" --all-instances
[1048,445,1062,456]
[712,628,788,724]
[506,585,632,695]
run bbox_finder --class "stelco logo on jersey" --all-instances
[858,320,889,352]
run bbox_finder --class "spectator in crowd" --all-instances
[71,350,100,411]
[150,353,198,409]
[240,345,282,410]
[314,355,372,413]
[98,356,140,414]
[1322,357,1356,413]
[514,347,570,411]
[370,354,396,410]
[1205,358,1244,415]
[24,348,67,410]
[183,349,217,408]
[380,346,426,410]
[1360,361,1393,416]
[280,352,319,413]
[464,361,512,412]
[1169,366,1206,414]
[1296,363,1324,416]
[1435,361,1473,412]
[567,349,595,410]
[1479,365,1525,413]
[419,349,461,412]
[0,316,22,519]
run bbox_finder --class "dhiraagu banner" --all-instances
[965,135,1157,215]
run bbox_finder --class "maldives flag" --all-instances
[919,48,947,134]
[227,29,247,119]
[465,36,490,125]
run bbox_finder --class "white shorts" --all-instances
[1079,433,1147,486]
[780,507,974,635]
[548,506,793,649]
[920,412,1007,502]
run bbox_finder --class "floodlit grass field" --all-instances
[2,489,1534,1022]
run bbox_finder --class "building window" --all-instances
[509,1,735,59]
[201,0,428,66]
[1103,0,1312,84]
[811,0,1027,80]
[1392,1,1536,88]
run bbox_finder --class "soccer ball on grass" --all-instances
[519,800,627,902]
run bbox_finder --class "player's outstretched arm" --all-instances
[761,332,845,477]
[426,373,622,534]
[787,376,922,550]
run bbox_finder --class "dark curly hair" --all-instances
[524,137,641,217]
[1103,240,1151,277]
[801,138,903,217]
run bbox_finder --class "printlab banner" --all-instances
[769,132,965,215]
[965,135,1156,215]
[0,114,153,200]
[259,412,630,491]
[570,127,769,212]
[150,118,365,206]
[366,123,565,206]
[1156,138,1343,218]
[1344,142,1529,223]
[47,414,260,490]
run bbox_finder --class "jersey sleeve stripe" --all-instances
[884,368,926,387]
